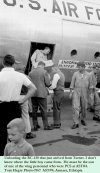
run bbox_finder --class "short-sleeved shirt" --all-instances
[4,140,35,156]
[0,67,32,102]
[31,50,47,68]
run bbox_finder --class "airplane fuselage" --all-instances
[0,0,100,87]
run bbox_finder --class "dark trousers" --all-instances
[53,90,64,125]
[0,101,21,156]
[31,97,48,128]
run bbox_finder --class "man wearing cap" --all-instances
[89,64,100,121]
[69,61,92,129]
[0,54,36,155]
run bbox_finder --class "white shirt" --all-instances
[0,67,31,102]
[49,73,60,89]
[31,49,47,68]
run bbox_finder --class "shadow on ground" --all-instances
[88,130,100,135]
[33,135,97,147]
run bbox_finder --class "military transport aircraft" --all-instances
[0,0,100,87]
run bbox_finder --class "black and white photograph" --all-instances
[0,0,100,159]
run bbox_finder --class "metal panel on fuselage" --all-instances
[60,20,100,85]
[0,0,62,68]
[0,0,100,85]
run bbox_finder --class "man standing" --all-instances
[89,64,100,121]
[16,66,36,139]
[29,61,52,130]
[31,47,50,68]
[0,55,36,155]
[69,61,92,129]
[49,65,65,128]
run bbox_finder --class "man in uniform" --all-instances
[89,64,100,121]
[69,61,92,129]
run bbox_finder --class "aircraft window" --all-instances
[94,52,100,59]
[70,49,77,56]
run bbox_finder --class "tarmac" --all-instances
[27,96,100,156]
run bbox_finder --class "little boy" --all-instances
[4,118,35,156]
